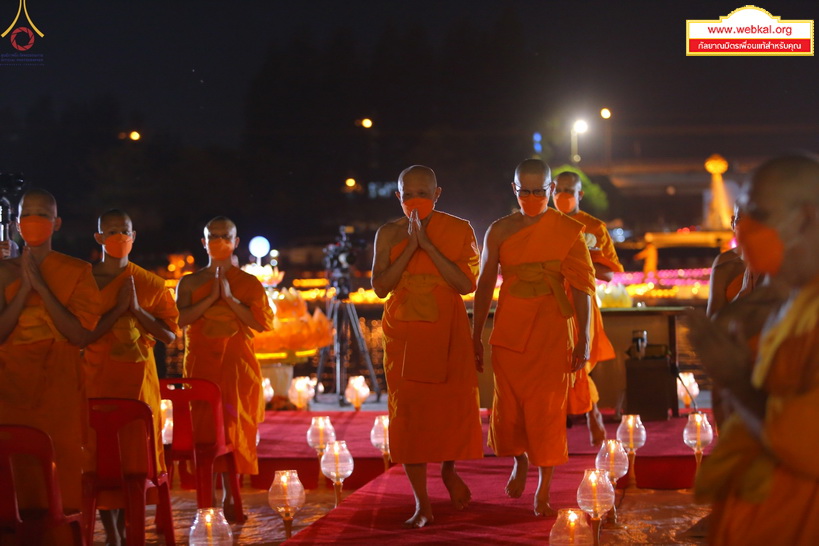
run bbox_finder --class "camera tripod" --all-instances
[314,295,382,405]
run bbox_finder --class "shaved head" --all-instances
[97,209,132,231]
[204,216,237,238]
[515,159,550,184]
[398,165,437,192]
[555,171,581,188]
[753,153,819,206]
[19,188,57,216]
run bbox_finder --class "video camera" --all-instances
[0,173,25,242]
[323,225,366,300]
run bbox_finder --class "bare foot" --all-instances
[505,454,528,498]
[223,498,236,521]
[587,409,606,447]
[442,466,472,509]
[534,497,557,517]
[403,505,434,528]
[534,473,556,517]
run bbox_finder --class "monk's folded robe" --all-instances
[0,252,100,511]
[183,267,273,474]
[488,209,595,466]
[84,262,179,477]
[382,212,483,464]
[567,210,621,413]
[697,274,819,545]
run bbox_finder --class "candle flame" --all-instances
[568,510,578,522]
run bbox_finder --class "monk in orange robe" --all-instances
[372,165,483,528]
[473,159,595,516]
[689,154,819,545]
[177,216,273,514]
[707,206,765,320]
[83,209,179,544]
[0,189,99,534]
[553,171,622,446]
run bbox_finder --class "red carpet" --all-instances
[283,456,597,545]
[250,409,714,491]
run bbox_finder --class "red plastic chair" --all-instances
[83,398,176,546]
[159,378,245,522]
[0,425,85,545]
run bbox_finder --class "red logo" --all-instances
[10,26,33,51]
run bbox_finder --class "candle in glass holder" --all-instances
[321,440,354,507]
[577,469,615,546]
[676,372,700,408]
[549,508,594,545]
[288,376,315,410]
[683,411,714,478]
[268,470,306,539]
[370,415,390,472]
[263,377,275,404]
[307,416,335,489]
[345,375,370,410]
[189,507,232,545]
[595,439,629,525]
[616,414,646,490]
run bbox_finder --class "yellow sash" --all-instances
[202,304,241,338]
[393,272,447,323]
[502,260,574,318]
[13,305,64,344]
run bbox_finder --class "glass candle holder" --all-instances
[549,508,594,545]
[307,416,336,489]
[345,376,370,411]
[683,411,714,479]
[268,470,306,539]
[595,439,629,525]
[369,415,390,472]
[577,469,615,546]
[189,507,233,545]
[321,440,354,507]
[288,376,315,410]
[616,414,646,489]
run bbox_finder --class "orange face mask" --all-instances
[518,195,548,217]
[103,234,133,259]
[19,216,54,247]
[207,239,234,261]
[735,216,784,275]
[401,198,434,220]
[554,193,578,214]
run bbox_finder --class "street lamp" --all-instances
[570,119,588,164]
[600,108,613,169]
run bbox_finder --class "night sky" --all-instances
[0,0,817,265]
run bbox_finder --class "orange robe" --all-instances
[381,212,483,464]
[84,262,179,475]
[568,210,622,412]
[0,252,100,511]
[183,267,273,474]
[697,274,819,545]
[725,271,745,302]
[488,210,595,466]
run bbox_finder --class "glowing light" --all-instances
[361,118,373,128]
[345,178,356,188]
[600,108,612,119]
[129,131,141,141]
[573,119,589,134]
[292,278,329,288]
[249,236,271,259]
[269,249,280,258]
